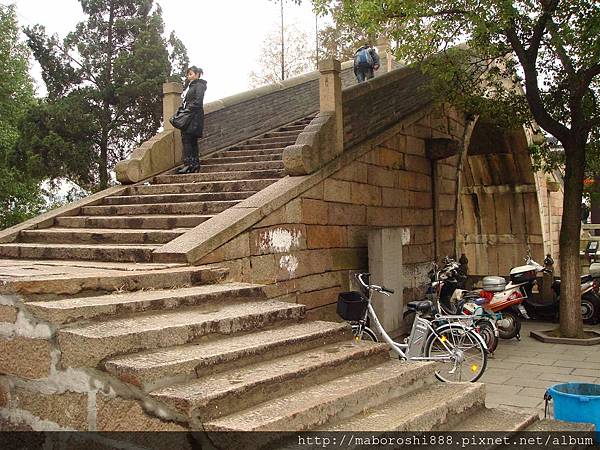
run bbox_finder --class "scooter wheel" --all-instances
[498,311,521,340]
[581,292,600,324]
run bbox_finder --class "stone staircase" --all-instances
[7,263,581,441]
[0,115,315,263]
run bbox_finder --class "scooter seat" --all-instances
[407,301,433,314]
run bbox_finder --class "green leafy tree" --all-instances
[0,5,44,229]
[313,0,600,338]
[24,0,189,189]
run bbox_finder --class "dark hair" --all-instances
[187,66,203,76]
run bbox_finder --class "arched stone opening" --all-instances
[456,120,545,276]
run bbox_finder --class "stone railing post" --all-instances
[319,58,343,157]
[163,82,183,131]
[375,38,393,73]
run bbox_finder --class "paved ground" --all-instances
[482,320,600,417]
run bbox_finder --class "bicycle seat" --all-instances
[407,301,433,314]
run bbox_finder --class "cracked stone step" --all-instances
[0,242,157,262]
[204,360,439,432]
[58,300,306,367]
[4,264,227,295]
[150,340,391,422]
[127,179,278,195]
[321,382,485,432]
[19,228,186,245]
[81,200,238,216]
[55,215,212,229]
[201,154,282,165]
[105,321,351,391]
[26,282,265,325]
[197,160,284,173]
[154,169,284,184]
[103,191,256,205]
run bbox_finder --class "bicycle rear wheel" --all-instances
[425,325,487,382]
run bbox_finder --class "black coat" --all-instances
[182,79,206,137]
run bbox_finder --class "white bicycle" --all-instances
[337,273,488,382]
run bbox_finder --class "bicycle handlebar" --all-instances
[355,273,395,295]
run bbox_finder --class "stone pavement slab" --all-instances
[482,320,600,417]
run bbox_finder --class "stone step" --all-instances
[204,360,438,432]
[56,215,212,229]
[215,149,283,158]
[58,300,305,367]
[19,228,186,245]
[4,264,227,295]
[26,282,265,325]
[197,160,284,173]
[150,340,391,422]
[201,154,282,165]
[278,125,307,132]
[0,242,156,263]
[263,130,302,138]
[230,142,290,151]
[127,179,278,195]
[81,200,238,216]
[243,136,296,146]
[447,406,537,432]
[105,321,350,391]
[321,382,485,431]
[103,191,256,206]
[154,169,284,184]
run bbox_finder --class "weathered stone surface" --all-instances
[0,305,17,323]
[0,337,53,379]
[250,225,307,256]
[328,203,366,225]
[105,321,349,390]
[96,395,187,431]
[59,301,305,367]
[151,341,389,422]
[204,360,438,432]
[300,199,329,224]
[12,388,88,430]
[26,283,265,325]
[297,286,339,309]
[306,225,347,249]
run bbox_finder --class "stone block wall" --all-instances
[198,106,465,320]
[342,68,432,150]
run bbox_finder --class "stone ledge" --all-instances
[115,130,180,184]
[530,329,600,345]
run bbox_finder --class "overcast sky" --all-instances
[9,0,322,102]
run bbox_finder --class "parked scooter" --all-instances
[520,255,600,324]
[405,257,500,353]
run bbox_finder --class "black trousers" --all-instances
[181,133,200,167]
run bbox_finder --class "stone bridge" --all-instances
[0,52,567,435]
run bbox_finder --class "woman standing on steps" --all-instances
[177,66,207,174]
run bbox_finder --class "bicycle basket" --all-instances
[337,291,368,321]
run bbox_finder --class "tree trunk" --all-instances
[558,140,585,338]
[99,134,109,189]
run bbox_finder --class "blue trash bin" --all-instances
[547,383,600,441]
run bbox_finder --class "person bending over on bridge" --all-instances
[177,66,207,174]
[353,43,380,83]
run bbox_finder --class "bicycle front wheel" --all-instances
[425,326,487,382]
[351,324,378,342]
